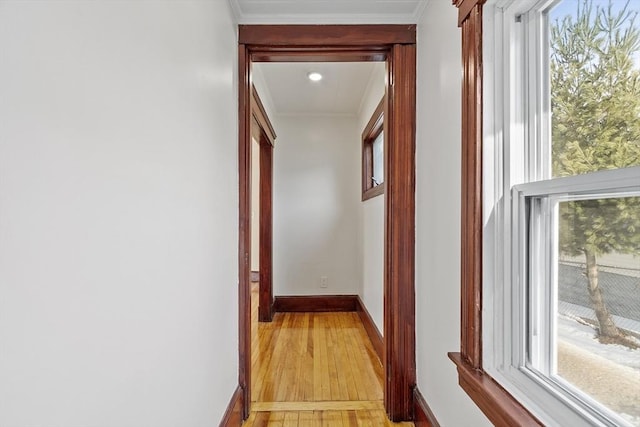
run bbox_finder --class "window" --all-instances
[362,97,384,200]
[484,0,640,426]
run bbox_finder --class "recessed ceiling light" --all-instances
[307,72,322,82]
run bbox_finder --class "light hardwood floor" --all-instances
[244,284,414,426]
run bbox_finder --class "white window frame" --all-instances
[483,0,640,426]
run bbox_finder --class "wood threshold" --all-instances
[449,353,542,426]
[413,387,440,427]
[356,296,383,361]
[273,295,358,313]
[219,385,243,427]
[252,400,384,412]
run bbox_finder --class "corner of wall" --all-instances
[414,0,491,425]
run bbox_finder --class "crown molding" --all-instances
[412,0,430,23]
[227,0,242,24]
[233,13,420,25]
[228,0,430,25]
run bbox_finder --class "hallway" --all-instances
[244,285,414,426]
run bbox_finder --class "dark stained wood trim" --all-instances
[239,25,416,46]
[251,85,276,145]
[258,134,273,322]
[449,353,543,427]
[238,24,416,423]
[363,96,384,139]
[384,43,416,422]
[218,385,243,427]
[237,43,252,421]
[362,96,385,201]
[363,183,385,201]
[451,2,543,426]
[250,117,261,144]
[355,296,383,362]
[252,50,387,63]
[459,0,483,372]
[413,387,441,427]
[453,0,487,27]
[273,295,359,312]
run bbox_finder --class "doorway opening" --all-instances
[238,25,416,422]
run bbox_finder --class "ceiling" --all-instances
[254,62,385,116]
[234,0,424,116]
[229,0,429,24]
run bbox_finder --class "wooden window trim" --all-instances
[449,1,543,426]
[251,84,276,145]
[362,96,385,201]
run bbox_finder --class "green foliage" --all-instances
[559,197,640,256]
[551,0,640,256]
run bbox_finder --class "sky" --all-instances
[548,0,640,69]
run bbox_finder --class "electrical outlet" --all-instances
[320,276,328,288]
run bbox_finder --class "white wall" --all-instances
[415,0,492,425]
[0,1,238,426]
[358,64,386,333]
[273,115,361,295]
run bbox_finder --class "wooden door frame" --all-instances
[250,85,276,323]
[237,25,416,422]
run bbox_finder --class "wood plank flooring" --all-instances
[244,406,411,427]
[244,285,413,427]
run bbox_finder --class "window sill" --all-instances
[362,183,385,201]
[448,352,543,427]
